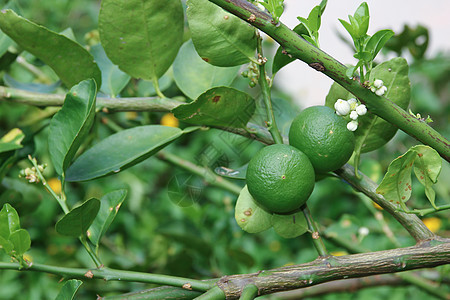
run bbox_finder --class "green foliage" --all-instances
[88,189,127,251]
[235,185,272,233]
[173,40,240,100]
[0,9,101,88]
[0,0,448,299]
[339,2,394,81]
[98,0,184,82]
[65,125,184,182]
[55,280,83,300]
[55,198,100,237]
[0,203,30,265]
[172,86,255,128]
[89,44,130,98]
[48,79,97,176]
[187,0,257,67]
[235,186,309,238]
[377,145,441,210]
[258,0,284,23]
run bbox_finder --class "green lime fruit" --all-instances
[246,144,315,214]
[289,105,355,173]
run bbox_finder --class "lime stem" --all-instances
[302,205,328,257]
[256,33,284,145]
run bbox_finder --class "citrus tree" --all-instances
[0,0,449,299]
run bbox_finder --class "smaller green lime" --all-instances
[289,106,355,173]
[246,144,315,214]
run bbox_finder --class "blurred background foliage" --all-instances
[0,0,448,299]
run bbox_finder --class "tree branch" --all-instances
[0,86,182,111]
[215,239,450,299]
[0,263,215,291]
[206,0,450,162]
[334,164,436,242]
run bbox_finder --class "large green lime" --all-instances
[289,106,355,173]
[246,144,315,214]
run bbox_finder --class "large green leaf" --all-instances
[88,189,127,249]
[235,186,272,234]
[376,145,441,210]
[0,128,24,153]
[65,125,183,182]
[272,211,308,239]
[0,10,101,88]
[9,229,30,255]
[0,0,21,57]
[173,40,240,100]
[55,280,83,300]
[186,0,257,67]
[0,203,20,240]
[90,44,130,97]
[173,87,255,128]
[48,79,97,176]
[55,198,100,237]
[99,0,183,81]
[361,58,411,152]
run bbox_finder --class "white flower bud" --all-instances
[375,85,387,96]
[370,86,377,93]
[356,104,367,116]
[358,227,369,236]
[373,79,384,89]
[334,99,350,116]
[347,98,358,110]
[350,111,359,120]
[347,120,358,131]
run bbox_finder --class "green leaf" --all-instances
[173,40,240,100]
[412,146,441,208]
[307,6,321,32]
[55,280,83,300]
[99,0,183,81]
[365,29,394,61]
[55,198,100,237]
[3,73,61,93]
[9,229,30,255]
[90,44,130,97]
[272,211,308,238]
[235,186,272,234]
[65,125,183,182]
[0,203,20,240]
[0,9,101,88]
[48,79,97,176]
[172,86,255,128]
[376,145,441,209]
[0,128,24,153]
[0,235,13,255]
[353,2,369,37]
[88,189,127,249]
[360,58,410,152]
[339,18,356,38]
[187,0,257,67]
[272,23,308,74]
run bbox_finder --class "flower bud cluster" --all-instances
[370,79,387,96]
[19,164,46,183]
[334,98,367,132]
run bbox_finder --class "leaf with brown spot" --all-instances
[173,86,255,128]
[235,186,272,234]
